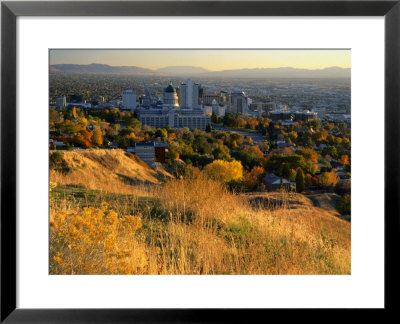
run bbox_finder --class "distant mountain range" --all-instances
[50,63,350,78]
[155,66,210,75]
[50,63,154,74]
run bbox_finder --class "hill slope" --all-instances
[49,151,350,275]
[50,149,172,194]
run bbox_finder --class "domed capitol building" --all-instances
[137,80,211,130]
[163,83,179,108]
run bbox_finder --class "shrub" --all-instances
[49,151,71,174]
[50,203,143,274]
[50,151,64,168]
[336,194,351,215]
[334,181,351,196]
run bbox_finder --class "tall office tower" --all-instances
[230,91,248,115]
[55,96,66,108]
[122,90,136,111]
[179,79,201,109]
[163,83,179,108]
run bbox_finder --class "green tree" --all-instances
[280,163,291,178]
[296,168,305,193]
[155,128,168,140]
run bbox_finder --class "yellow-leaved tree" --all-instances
[204,160,243,183]
[91,128,103,146]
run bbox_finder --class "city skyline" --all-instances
[50,49,351,71]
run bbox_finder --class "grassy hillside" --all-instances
[49,150,351,275]
[50,149,172,194]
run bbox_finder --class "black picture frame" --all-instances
[1,0,399,322]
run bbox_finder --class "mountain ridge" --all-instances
[50,63,350,78]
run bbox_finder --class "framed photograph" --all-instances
[1,0,399,321]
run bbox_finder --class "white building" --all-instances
[179,79,201,109]
[163,83,179,108]
[230,91,248,115]
[217,105,226,117]
[122,89,136,111]
[203,105,213,115]
[138,108,210,130]
[55,97,66,108]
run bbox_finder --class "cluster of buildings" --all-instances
[136,81,211,130]
[53,78,333,132]
[134,79,278,130]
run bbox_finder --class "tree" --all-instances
[338,155,350,165]
[78,129,92,141]
[71,107,78,119]
[296,168,305,193]
[322,146,338,158]
[126,117,141,129]
[205,124,212,133]
[167,149,180,160]
[212,145,230,160]
[155,128,168,140]
[337,194,351,215]
[257,140,270,153]
[298,147,318,163]
[318,170,339,188]
[304,173,313,188]
[92,128,103,146]
[204,160,243,183]
[309,119,320,129]
[244,166,264,191]
[280,163,291,178]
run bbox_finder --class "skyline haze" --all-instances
[50,49,351,71]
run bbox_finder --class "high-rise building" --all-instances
[55,97,66,108]
[179,79,201,109]
[202,91,228,106]
[122,90,136,111]
[230,91,248,115]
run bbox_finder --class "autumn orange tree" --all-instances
[338,155,350,165]
[243,166,264,191]
[298,147,318,163]
[318,170,339,188]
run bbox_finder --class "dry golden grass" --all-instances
[49,150,350,275]
[51,149,171,195]
[50,168,351,275]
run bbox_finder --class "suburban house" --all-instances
[263,173,296,192]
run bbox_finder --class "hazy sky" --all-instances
[50,49,350,70]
